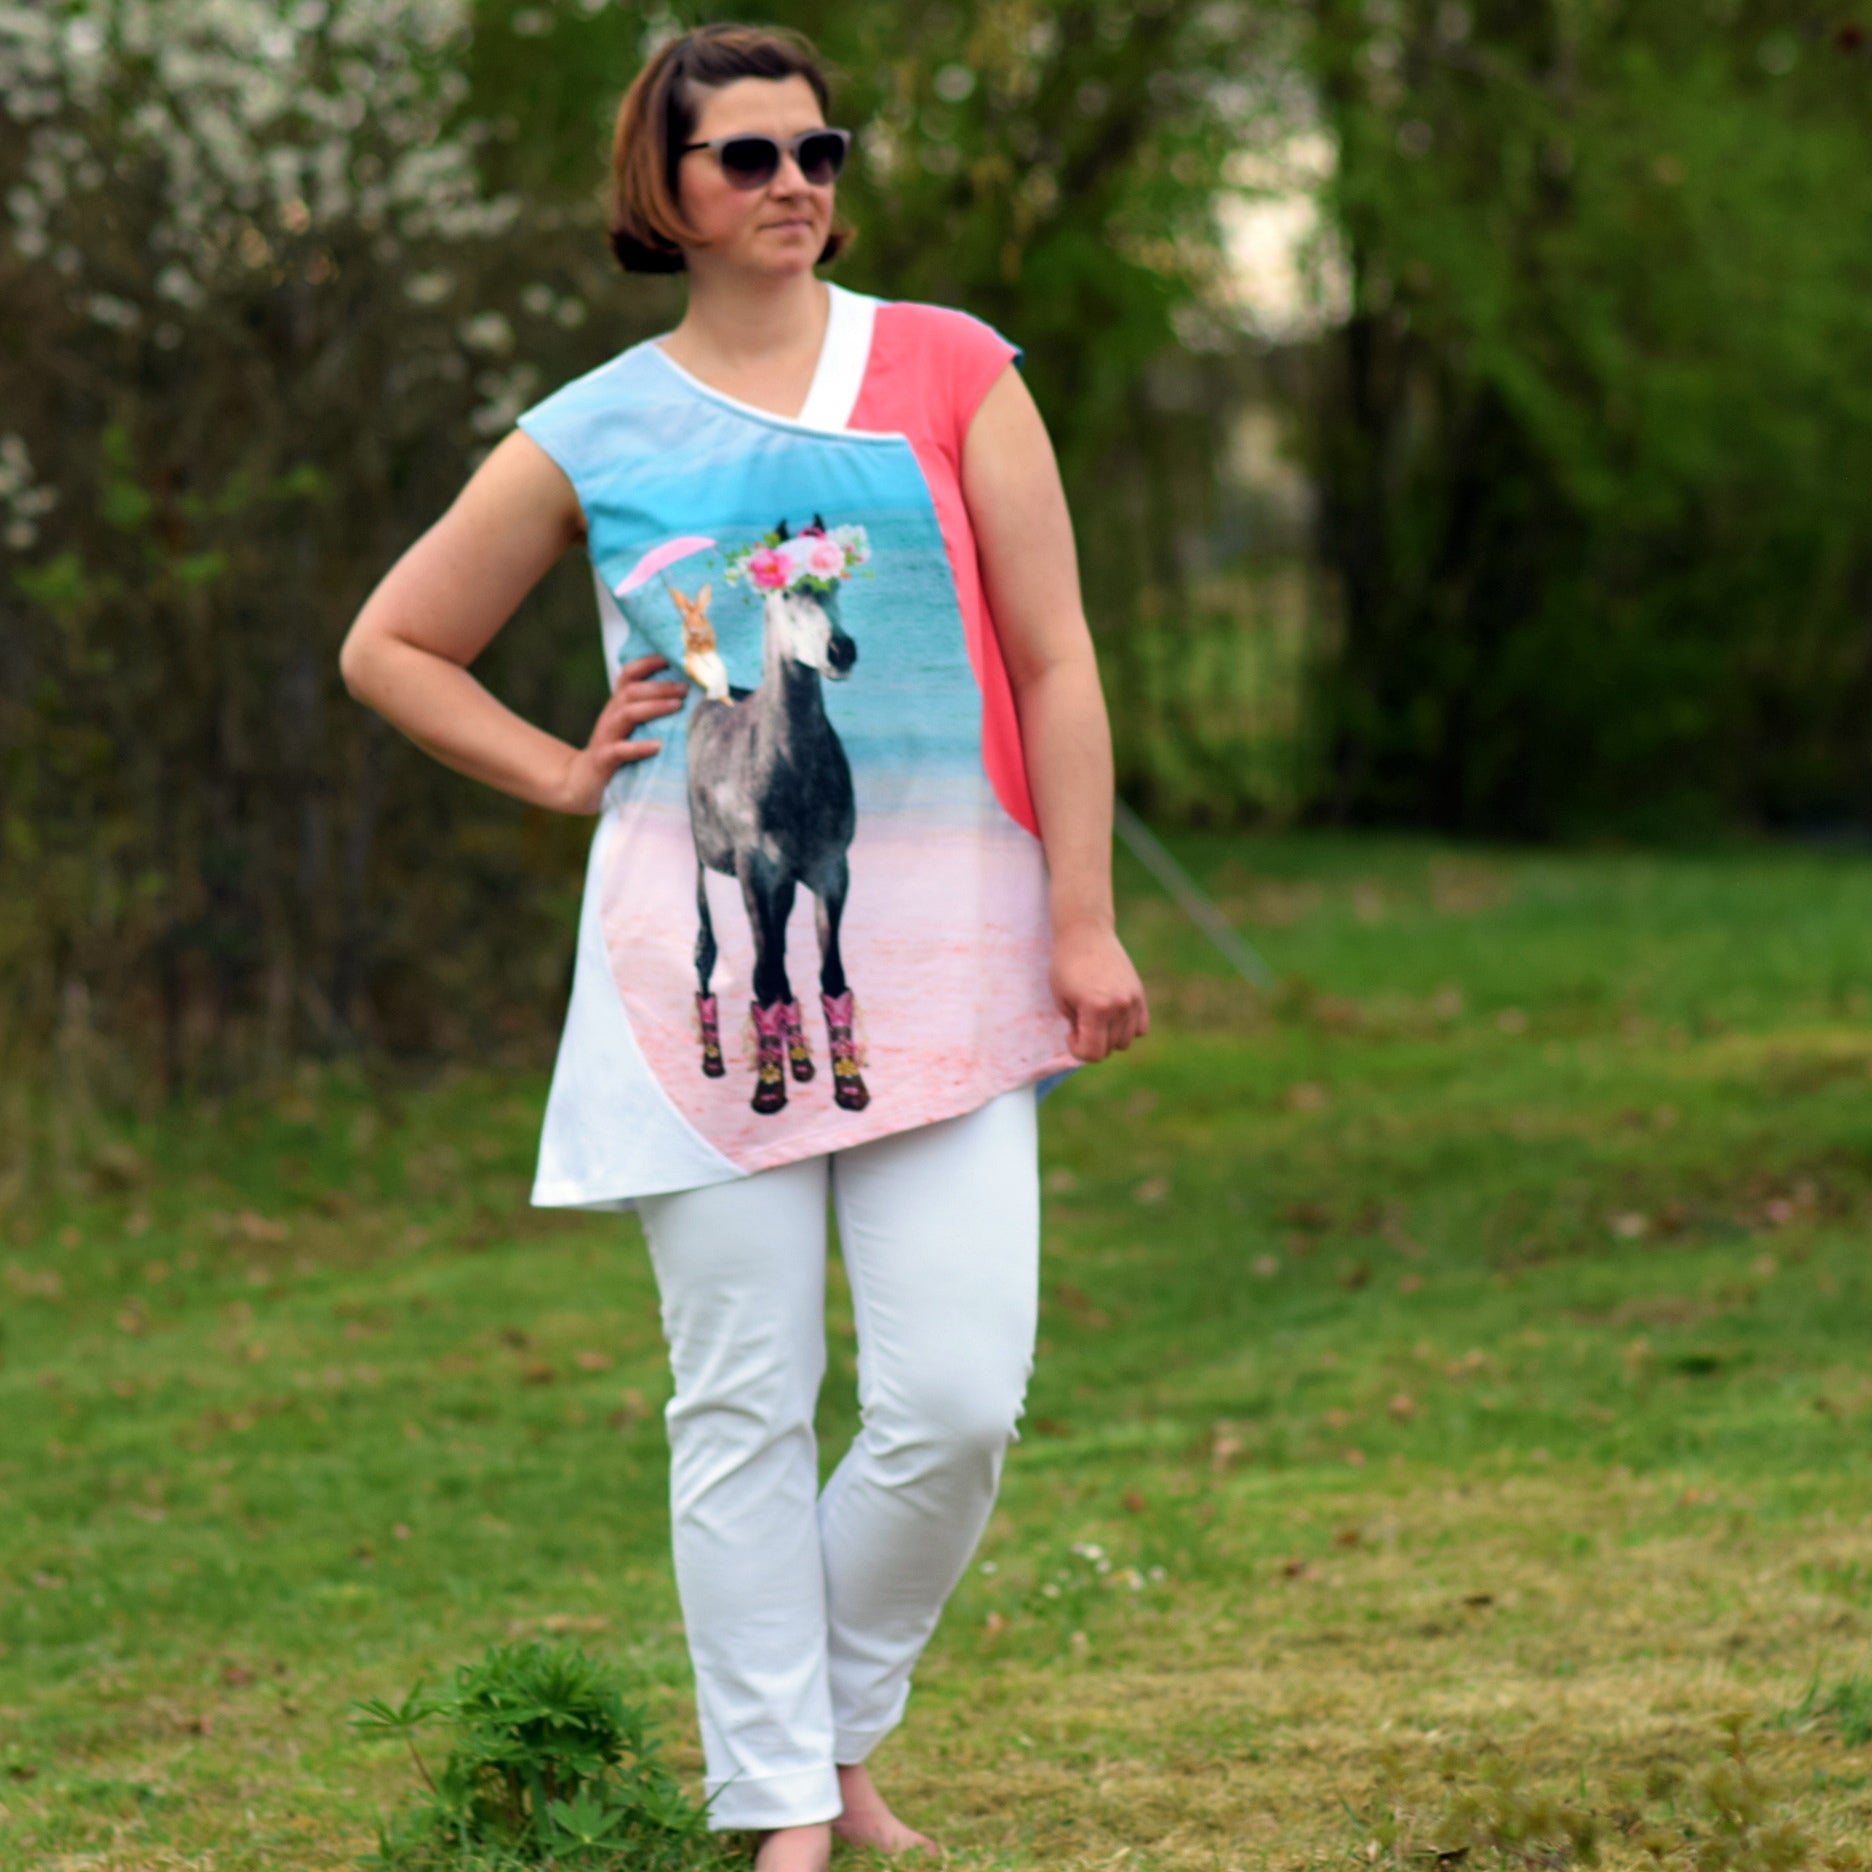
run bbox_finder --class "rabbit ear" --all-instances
[695,583,710,607]
[774,518,791,541]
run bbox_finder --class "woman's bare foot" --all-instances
[832,1761,939,1854]
[752,1822,832,1872]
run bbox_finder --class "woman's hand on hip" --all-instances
[556,654,689,814]
[1051,921,1149,1062]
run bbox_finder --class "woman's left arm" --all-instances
[962,364,1149,1063]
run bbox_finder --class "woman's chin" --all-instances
[740,236,822,275]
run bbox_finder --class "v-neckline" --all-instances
[648,284,873,434]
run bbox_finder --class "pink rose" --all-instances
[746,547,788,591]
[807,536,847,579]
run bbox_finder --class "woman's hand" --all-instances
[554,654,690,814]
[1051,919,1149,1062]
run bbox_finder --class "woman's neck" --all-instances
[666,269,828,375]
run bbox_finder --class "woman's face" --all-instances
[674,74,835,277]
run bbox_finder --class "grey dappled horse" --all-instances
[686,520,870,1115]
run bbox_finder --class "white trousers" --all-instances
[636,1084,1040,1831]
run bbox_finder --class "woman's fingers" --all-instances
[1066,988,1149,1060]
[595,679,686,748]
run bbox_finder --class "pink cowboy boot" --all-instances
[821,989,870,1112]
[695,993,725,1078]
[750,999,789,1115]
[783,998,815,1082]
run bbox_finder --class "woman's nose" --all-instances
[770,152,819,192]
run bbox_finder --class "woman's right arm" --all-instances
[338,430,688,814]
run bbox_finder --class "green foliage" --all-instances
[350,1640,726,1870]
[1304,2,1872,834]
[1784,1672,1872,1750]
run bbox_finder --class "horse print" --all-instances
[685,517,872,1116]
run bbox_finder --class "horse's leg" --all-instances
[693,864,723,1078]
[740,859,796,1115]
[813,856,869,1113]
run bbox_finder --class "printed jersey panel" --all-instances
[517,339,1072,1190]
[849,302,1036,837]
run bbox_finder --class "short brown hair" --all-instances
[608,23,854,275]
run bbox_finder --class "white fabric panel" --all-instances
[530,811,742,1209]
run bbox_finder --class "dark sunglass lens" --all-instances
[718,137,780,186]
[797,132,847,184]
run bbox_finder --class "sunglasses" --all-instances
[678,127,851,190]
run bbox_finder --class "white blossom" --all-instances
[459,311,514,355]
[85,291,141,328]
[0,433,60,553]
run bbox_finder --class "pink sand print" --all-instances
[600,801,1075,1172]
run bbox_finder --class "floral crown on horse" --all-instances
[723,518,871,598]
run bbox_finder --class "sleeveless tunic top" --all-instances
[516,282,1075,1207]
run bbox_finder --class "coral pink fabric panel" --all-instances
[848,302,1037,837]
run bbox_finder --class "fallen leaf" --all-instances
[1251,1253,1280,1278]
[573,1349,613,1371]
[1131,1176,1171,1205]
[1122,1490,1145,1514]
[1387,1393,1419,1422]
[1284,1082,1330,1112]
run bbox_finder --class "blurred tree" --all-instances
[1303,0,1872,834]
[0,0,634,1104]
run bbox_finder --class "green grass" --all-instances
[6,832,1872,1869]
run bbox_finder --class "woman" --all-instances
[340,23,1146,1870]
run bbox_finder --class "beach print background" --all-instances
[600,435,1067,1171]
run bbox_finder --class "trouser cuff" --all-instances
[704,1763,843,1831]
[834,1722,900,1766]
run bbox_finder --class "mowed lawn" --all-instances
[5,833,1872,1871]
